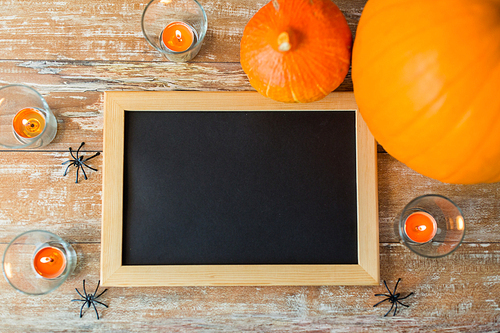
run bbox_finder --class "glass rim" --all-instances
[398,194,466,258]
[2,230,73,295]
[141,0,208,56]
[0,84,52,149]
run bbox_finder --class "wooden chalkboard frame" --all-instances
[102,91,379,286]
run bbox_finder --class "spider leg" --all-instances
[373,298,390,307]
[396,300,410,308]
[393,278,402,295]
[71,299,86,302]
[95,288,108,299]
[62,159,73,165]
[81,152,100,172]
[383,280,392,296]
[76,142,85,159]
[374,293,391,297]
[93,280,101,296]
[75,166,80,183]
[79,301,86,318]
[69,147,78,161]
[63,162,76,176]
[75,287,85,299]
[398,292,414,300]
[82,152,100,163]
[82,162,98,172]
[83,280,87,297]
[393,301,399,316]
[384,302,394,317]
[92,301,100,320]
[93,300,109,308]
[81,165,89,180]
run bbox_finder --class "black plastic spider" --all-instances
[71,280,108,319]
[62,142,100,183]
[373,278,414,317]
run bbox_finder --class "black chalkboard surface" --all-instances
[102,91,379,286]
[122,111,357,266]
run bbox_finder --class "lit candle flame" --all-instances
[40,256,54,263]
[176,30,182,41]
[415,225,427,232]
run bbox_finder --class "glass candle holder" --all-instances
[397,194,466,258]
[142,0,207,62]
[2,230,77,295]
[0,84,57,149]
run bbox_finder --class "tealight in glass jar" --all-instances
[0,84,57,149]
[397,194,466,258]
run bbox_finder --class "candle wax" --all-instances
[161,21,194,52]
[33,246,66,279]
[404,211,437,243]
[13,107,46,139]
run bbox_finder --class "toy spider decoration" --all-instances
[373,278,414,317]
[72,280,108,319]
[62,142,100,183]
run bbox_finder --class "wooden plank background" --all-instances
[0,0,499,331]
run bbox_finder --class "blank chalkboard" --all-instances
[123,110,357,266]
[102,91,379,286]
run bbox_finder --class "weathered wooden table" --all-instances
[1,0,499,331]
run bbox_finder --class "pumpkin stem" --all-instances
[277,32,291,52]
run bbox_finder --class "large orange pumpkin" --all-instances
[240,0,352,103]
[352,0,500,184]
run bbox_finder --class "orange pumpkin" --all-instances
[240,0,352,103]
[352,0,500,184]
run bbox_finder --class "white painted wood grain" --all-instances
[0,0,365,62]
[1,153,499,244]
[1,243,499,331]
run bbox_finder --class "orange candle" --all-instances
[404,211,437,243]
[33,246,66,279]
[13,107,46,139]
[161,21,194,52]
